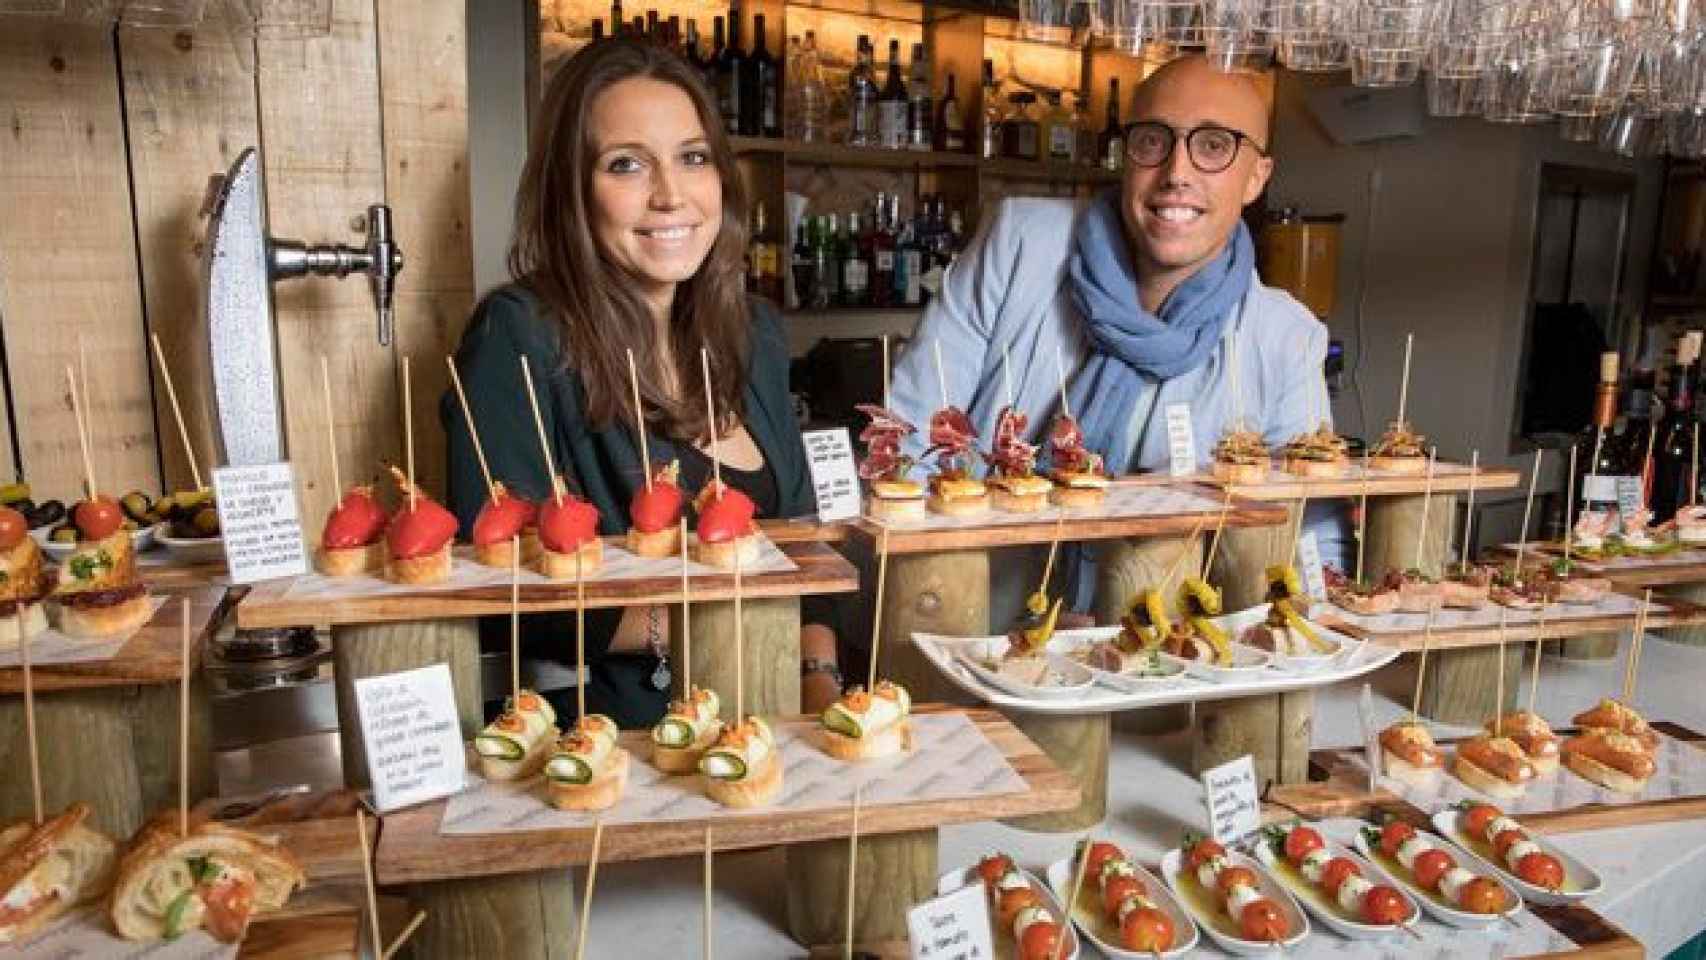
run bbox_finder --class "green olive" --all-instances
[120,491,153,522]
[191,507,220,537]
[49,523,77,544]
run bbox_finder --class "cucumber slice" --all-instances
[700,751,747,780]
[474,733,525,760]
[651,718,695,748]
[821,705,864,739]
[544,754,593,784]
[163,890,200,939]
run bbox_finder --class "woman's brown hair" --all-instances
[510,37,750,443]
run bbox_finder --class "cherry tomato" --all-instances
[1184,838,1226,872]
[1379,822,1418,858]
[1284,826,1325,864]
[538,493,600,552]
[1516,852,1565,891]
[1458,877,1508,915]
[1120,906,1175,952]
[472,489,536,546]
[1216,865,1259,897]
[1102,874,1145,918]
[1413,849,1457,891]
[1239,899,1289,942]
[1361,885,1409,926]
[996,887,1040,931]
[976,854,1013,888]
[696,484,756,543]
[73,496,124,541]
[1018,920,1061,960]
[1463,803,1502,839]
[386,497,458,559]
[0,507,26,550]
[1081,841,1124,885]
[323,487,388,548]
[630,479,684,533]
[201,876,256,943]
[1493,829,1528,861]
[1320,857,1362,897]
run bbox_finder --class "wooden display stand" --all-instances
[1659,581,1706,647]
[881,550,989,706]
[1096,533,1199,737]
[1193,689,1314,784]
[1421,643,1523,725]
[1000,710,1111,830]
[407,868,579,960]
[785,828,936,950]
[333,618,483,789]
[672,597,802,718]
[1208,503,1299,611]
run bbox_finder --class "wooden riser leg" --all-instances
[1001,711,1110,831]
[1363,494,1458,581]
[0,677,213,838]
[1097,533,1201,737]
[1421,645,1524,726]
[1658,582,1706,647]
[333,619,482,790]
[407,868,578,960]
[672,596,801,721]
[785,828,937,949]
[1559,632,1621,660]
[1193,690,1313,785]
[1211,503,1303,610]
[882,551,989,707]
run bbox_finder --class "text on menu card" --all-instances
[1202,754,1261,844]
[1165,403,1197,478]
[1297,531,1328,601]
[907,881,995,960]
[802,427,862,523]
[353,664,466,812]
[212,462,308,584]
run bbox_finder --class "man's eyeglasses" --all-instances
[1124,121,1268,174]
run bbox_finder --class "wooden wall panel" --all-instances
[377,0,474,504]
[255,0,398,529]
[0,21,161,499]
[119,24,261,494]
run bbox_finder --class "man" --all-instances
[888,56,1342,606]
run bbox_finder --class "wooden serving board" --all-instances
[236,539,857,630]
[374,706,1078,885]
[1487,542,1706,588]
[1316,589,1706,651]
[0,584,224,693]
[1189,461,1521,501]
[852,480,1286,554]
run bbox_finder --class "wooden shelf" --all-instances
[979,156,1121,182]
[733,135,981,170]
[0,585,224,694]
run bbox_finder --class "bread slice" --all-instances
[691,529,761,570]
[1212,460,1267,484]
[1453,753,1528,800]
[0,803,117,944]
[55,591,152,639]
[624,525,682,559]
[926,491,990,516]
[991,486,1048,514]
[1285,457,1347,478]
[537,538,606,579]
[703,749,783,808]
[865,495,926,521]
[473,531,543,568]
[1564,748,1650,794]
[385,544,452,584]
[317,542,385,577]
[1382,750,1441,787]
[476,726,558,782]
[1049,483,1107,509]
[651,725,722,775]
[1369,455,1428,475]
[546,748,630,812]
[820,718,912,761]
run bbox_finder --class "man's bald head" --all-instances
[1132,56,1271,146]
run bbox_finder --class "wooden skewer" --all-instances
[1355,451,1370,584]
[1563,445,1578,565]
[573,818,605,960]
[933,340,949,411]
[1287,494,1310,571]
[357,809,382,959]
[446,356,498,502]
[1001,342,1015,409]
[1058,834,1094,960]
[511,537,522,704]
[628,349,653,493]
[1624,588,1652,704]
[1410,606,1435,726]
[1528,605,1547,717]
[1693,421,1700,509]
[867,529,890,692]
[734,543,745,722]
[150,333,205,492]
[403,357,417,512]
[681,517,692,694]
[576,547,587,722]
[843,782,863,960]
[1204,489,1234,579]
[1642,420,1658,506]
[75,335,92,463]
[700,348,723,496]
[179,595,191,837]
[881,335,891,412]
[321,355,342,497]
[1493,608,1509,738]
[1412,449,1438,572]
[1166,515,1210,588]
[66,365,97,500]
[520,356,566,505]
[18,607,41,825]
[1395,332,1414,428]
[382,911,428,960]
[1228,328,1243,431]
[1053,340,1072,420]
[1513,448,1543,579]
[1460,450,1479,577]
[704,824,714,960]
[1039,514,1065,596]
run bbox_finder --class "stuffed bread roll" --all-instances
[111,817,304,942]
[472,690,560,781]
[1571,698,1659,751]
[1379,721,1443,786]
[821,680,912,760]
[0,802,117,944]
[544,714,629,811]
[1485,711,1561,774]
[700,717,782,808]
[1454,735,1536,800]
[651,686,723,774]
[1562,730,1657,794]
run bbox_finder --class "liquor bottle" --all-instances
[1042,90,1074,162]
[894,194,923,307]
[980,59,1003,159]
[591,18,605,43]
[937,73,966,152]
[796,31,828,142]
[667,15,681,51]
[790,216,816,310]
[1652,334,1700,522]
[906,42,933,152]
[632,16,645,37]
[744,14,778,137]
[1098,77,1124,172]
[707,17,726,92]
[684,20,702,71]
[611,0,624,35]
[719,9,745,135]
[1578,351,1624,516]
[878,39,907,150]
[1004,92,1040,160]
[814,215,841,308]
[841,211,871,306]
[847,36,878,147]
[646,9,658,41]
[1073,93,1094,167]
[870,191,895,307]
[747,201,782,302]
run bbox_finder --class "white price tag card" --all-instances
[1202,754,1261,844]
[1297,531,1328,601]
[1359,683,1381,794]
[907,882,995,960]
[212,462,308,585]
[1164,403,1197,478]
[1615,476,1645,520]
[802,427,862,523]
[353,664,467,813]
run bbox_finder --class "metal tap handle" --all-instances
[365,204,403,347]
[265,204,404,346]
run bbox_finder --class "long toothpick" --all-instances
[1356,452,1370,584]
[1204,489,1234,579]
[576,547,587,722]
[357,810,382,959]
[1460,451,1479,576]
[1494,608,1509,735]
[1228,329,1244,431]
[403,357,417,512]
[681,517,692,695]
[1059,834,1093,960]
[1693,421,1700,508]
[881,335,892,411]
[321,356,342,497]
[1054,340,1072,419]
[933,340,949,411]
[382,912,428,960]
[1563,445,1578,565]
[844,782,863,960]
[1624,588,1652,703]
[511,537,522,704]
[150,333,205,492]
[1514,449,1543,578]
[700,349,723,495]
[1287,494,1310,571]
[1039,514,1065,596]
[703,824,714,960]
[179,596,191,837]
[734,544,745,722]
[573,818,605,960]
[1410,606,1435,725]
[446,356,498,502]
[628,349,653,493]
[1642,421,1657,506]
[1396,332,1414,427]
[1168,515,1210,588]
[867,529,890,692]
[520,356,566,505]
[1413,449,1438,572]
[1528,604,1548,716]
[66,365,97,500]
[18,608,40,825]
[1001,343,1015,409]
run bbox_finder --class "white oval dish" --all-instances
[154,530,225,562]
[1352,827,1524,928]
[954,645,1095,702]
[1159,846,1310,955]
[1158,641,1274,682]
[1213,603,1352,672]
[1430,809,1605,906]
[1252,830,1421,939]
[1044,856,1198,960]
[937,863,1081,959]
[34,522,158,560]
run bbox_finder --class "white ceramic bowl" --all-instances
[1253,829,1422,939]
[1159,846,1311,955]
[1352,827,1524,928]
[1431,809,1604,906]
[937,863,1080,959]
[33,522,158,560]
[1044,855,1198,960]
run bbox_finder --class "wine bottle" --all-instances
[1577,351,1623,516]
[742,13,777,137]
[906,42,932,151]
[878,39,907,150]
[1098,77,1124,171]
[718,8,745,135]
[847,36,878,147]
[937,73,966,152]
[1652,333,1700,523]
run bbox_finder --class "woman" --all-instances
[443,37,842,729]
